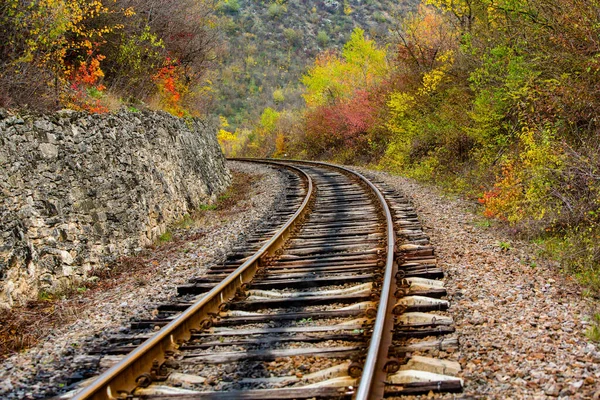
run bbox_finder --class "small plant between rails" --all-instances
[64,160,462,400]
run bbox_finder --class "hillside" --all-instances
[4,0,599,295]
[213,0,419,129]
[220,0,600,301]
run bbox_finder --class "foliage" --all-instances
[0,0,221,115]
[158,231,173,243]
[219,0,240,14]
[217,115,240,155]
[64,53,109,113]
[211,0,414,130]
[586,314,600,343]
[302,28,388,107]
[304,89,383,161]
[283,29,302,48]
[317,30,330,48]
[0,0,118,108]
[295,28,391,162]
[497,241,511,251]
[219,107,304,159]
[267,2,287,19]
[278,0,600,291]
[153,61,188,117]
[260,107,280,132]
[272,88,285,104]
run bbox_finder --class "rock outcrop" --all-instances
[0,109,230,308]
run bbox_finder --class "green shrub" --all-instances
[284,28,302,47]
[267,2,286,19]
[586,314,600,343]
[316,30,329,47]
[373,11,387,23]
[273,88,285,103]
[158,231,173,242]
[219,0,241,14]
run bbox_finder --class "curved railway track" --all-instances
[66,160,462,400]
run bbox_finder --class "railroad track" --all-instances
[65,160,462,400]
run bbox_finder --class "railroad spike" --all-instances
[348,363,363,378]
[135,373,152,388]
[384,359,401,373]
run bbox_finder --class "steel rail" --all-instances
[72,163,313,400]
[234,158,397,399]
[339,165,396,400]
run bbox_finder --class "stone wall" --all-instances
[0,109,230,308]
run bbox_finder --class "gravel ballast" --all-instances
[356,167,600,399]
[0,161,287,399]
[2,162,599,399]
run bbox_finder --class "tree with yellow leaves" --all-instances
[301,28,388,107]
[0,0,220,114]
[0,0,123,108]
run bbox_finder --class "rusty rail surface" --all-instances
[72,159,400,400]
[72,162,313,400]
[335,164,396,400]
[259,160,397,400]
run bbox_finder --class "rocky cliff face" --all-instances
[0,109,230,308]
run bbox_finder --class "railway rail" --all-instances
[65,160,462,400]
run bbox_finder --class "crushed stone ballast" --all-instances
[61,160,461,400]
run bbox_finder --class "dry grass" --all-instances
[0,170,260,359]
[215,171,260,212]
[0,300,79,357]
[101,91,124,112]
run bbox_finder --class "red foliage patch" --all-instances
[304,90,378,157]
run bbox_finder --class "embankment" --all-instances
[0,109,230,308]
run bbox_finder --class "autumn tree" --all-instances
[0,0,221,114]
[302,28,388,107]
[300,29,390,161]
[0,0,121,109]
[392,5,458,75]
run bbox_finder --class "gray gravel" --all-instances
[354,167,600,399]
[4,161,599,399]
[0,161,287,399]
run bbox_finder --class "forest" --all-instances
[223,0,600,293]
[1,0,600,292]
